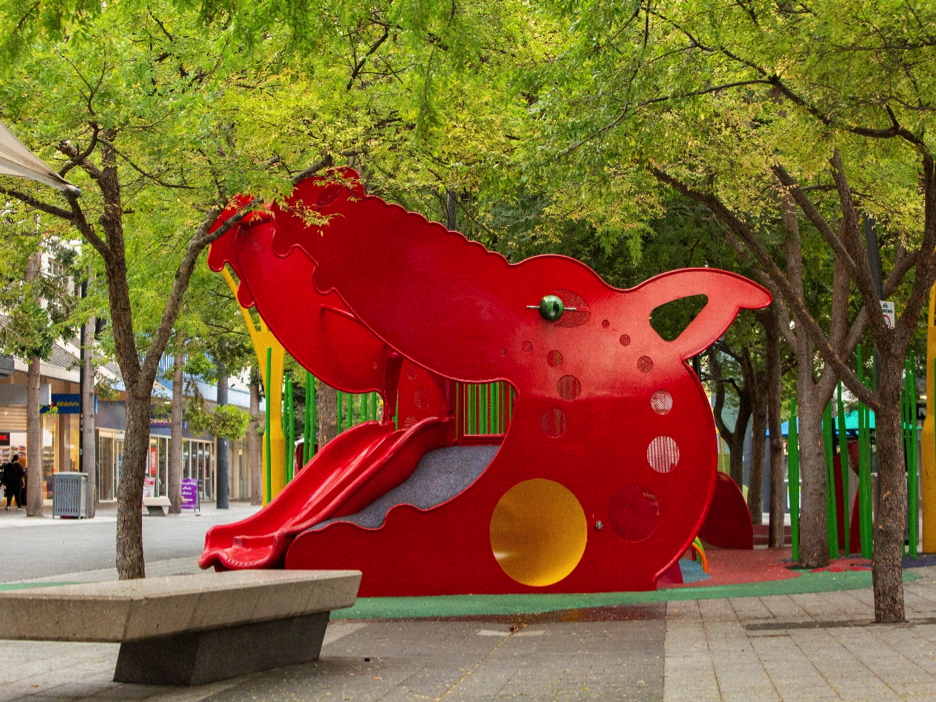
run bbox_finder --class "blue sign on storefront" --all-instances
[41,393,89,415]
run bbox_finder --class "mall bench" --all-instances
[143,496,172,516]
[0,569,361,686]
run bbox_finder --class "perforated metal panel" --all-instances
[53,473,87,518]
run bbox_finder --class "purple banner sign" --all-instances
[181,478,199,511]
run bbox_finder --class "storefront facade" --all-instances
[0,362,82,501]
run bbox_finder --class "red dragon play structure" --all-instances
[200,171,769,596]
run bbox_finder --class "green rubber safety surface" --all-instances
[0,582,77,592]
[333,569,921,620]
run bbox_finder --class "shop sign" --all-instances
[181,478,199,511]
[149,446,157,476]
[0,433,9,446]
[41,393,81,414]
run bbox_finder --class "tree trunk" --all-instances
[764,310,786,547]
[168,346,184,514]
[25,356,42,516]
[728,399,751,489]
[25,251,42,517]
[81,315,96,517]
[748,400,767,525]
[116,390,149,579]
[872,357,907,623]
[317,383,338,448]
[216,364,229,510]
[249,378,261,506]
[797,375,830,568]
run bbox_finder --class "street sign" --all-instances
[880,300,895,329]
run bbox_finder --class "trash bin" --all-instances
[53,472,88,518]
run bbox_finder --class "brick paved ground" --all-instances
[2,505,935,701]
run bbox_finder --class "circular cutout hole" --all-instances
[608,484,660,543]
[521,341,533,353]
[619,334,631,347]
[401,416,417,429]
[650,390,673,415]
[602,319,610,329]
[414,386,430,410]
[647,436,680,473]
[541,408,568,438]
[557,375,582,402]
[490,479,587,587]
[546,350,563,368]
[637,356,653,373]
[406,363,419,381]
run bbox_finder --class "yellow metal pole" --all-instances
[221,267,287,504]
[921,285,936,552]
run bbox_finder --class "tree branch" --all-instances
[651,164,877,407]
[0,186,74,220]
[57,141,103,182]
[58,124,99,179]
[772,163,857,277]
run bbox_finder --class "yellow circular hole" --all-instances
[489,479,588,587]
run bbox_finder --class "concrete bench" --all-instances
[143,496,172,516]
[0,569,361,686]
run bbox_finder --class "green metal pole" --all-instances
[393,390,399,430]
[264,347,271,505]
[303,374,309,465]
[286,376,294,483]
[467,385,474,434]
[858,346,873,558]
[822,402,839,558]
[337,390,343,434]
[309,376,317,457]
[308,375,314,459]
[371,392,377,421]
[908,355,919,558]
[362,392,368,424]
[836,382,850,553]
[789,395,800,562]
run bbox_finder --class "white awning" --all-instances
[0,120,79,194]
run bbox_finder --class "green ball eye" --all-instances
[539,295,565,321]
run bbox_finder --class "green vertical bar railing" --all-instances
[822,402,839,558]
[789,395,800,562]
[481,384,488,434]
[836,382,850,553]
[264,347,272,505]
[286,376,294,483]
[336,390,343,434]
[371,392,377,421]
[393,390,399,430]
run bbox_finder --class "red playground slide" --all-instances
[200,417,453,571]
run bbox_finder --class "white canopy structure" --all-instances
[0,120,80,195]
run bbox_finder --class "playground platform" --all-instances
[2,506,936,700]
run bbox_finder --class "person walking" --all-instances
[2,454,25,510]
